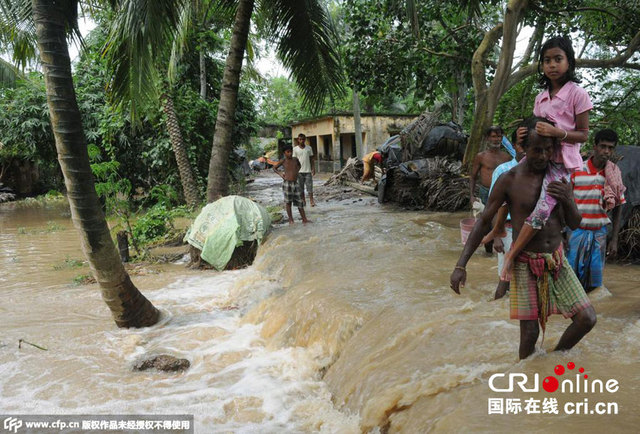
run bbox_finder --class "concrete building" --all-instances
[290,113,418,172]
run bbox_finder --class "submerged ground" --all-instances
[1,173,639,433]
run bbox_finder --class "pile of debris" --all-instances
[382,157,469,211]
[399,110,466,162]
[324,110,469,212]
[324,158,364,186]
[612,145,640,261]
[0,183,16,203]
[382,111,469,210]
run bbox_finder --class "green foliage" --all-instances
[52,256,84,270]
[72,22,259,202]
[263,139,278,154]
[144,184,180,209]
[0,73,61,191]
[258,76,313,124]
[131,204,190,245]
[341,0,481,115]
[493,76,538,132]
[588,71,640,146]
[44,190,63,199]
[72,274,94,286]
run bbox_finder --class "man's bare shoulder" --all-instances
[496,164,521,186]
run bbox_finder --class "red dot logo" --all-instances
[567,362,575,370]
[579,367,584,373]
[554,365,565,375]
[584,375,588,379]
[543,376,559,393]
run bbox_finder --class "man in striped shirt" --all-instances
[568,129,626,292]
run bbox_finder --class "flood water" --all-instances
[1,174,640,433]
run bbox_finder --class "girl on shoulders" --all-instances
[500,36,593,281]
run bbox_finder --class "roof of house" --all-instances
[290,112,419,127]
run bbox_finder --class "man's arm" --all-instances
[469,154,482,203]
[451,175,509,293]
[547,178,582,229]
[273,159,285,178]
[310,153,316,175]
[608,205,623,257]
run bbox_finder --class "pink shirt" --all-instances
[533,81,593,170]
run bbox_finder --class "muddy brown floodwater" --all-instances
[1,173,639,433]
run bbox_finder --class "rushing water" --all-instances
[1,174,639,433]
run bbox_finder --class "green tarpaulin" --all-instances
[184,196,271,270]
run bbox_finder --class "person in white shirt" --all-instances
[293,133,316,207]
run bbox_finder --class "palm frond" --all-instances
[0,0,37,68]
[104,0,188,120]
[0,56,23,88]
[259,0,345,114]
[168,0,238,82]
[168,2,196,82]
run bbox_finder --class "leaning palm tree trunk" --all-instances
[162,92,200,208]
[206,0,254,202]
[32,0,159,328]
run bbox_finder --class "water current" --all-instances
[1,173,639,433]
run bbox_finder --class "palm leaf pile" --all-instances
[618,206,640,261]
[400,109,441,162]
[384,156,469,211]
[324,157,363,186]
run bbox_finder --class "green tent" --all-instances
[184,196,271,270]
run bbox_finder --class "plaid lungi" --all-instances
[282,180,303,208]
[566,226,607,289]
[511,245,592,327]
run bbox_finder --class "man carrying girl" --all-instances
[484,36,594,281]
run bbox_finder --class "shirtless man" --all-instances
[451,117,596,360]
[469,126,512,205]
[470,126,512,254]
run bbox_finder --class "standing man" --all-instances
[293,133,316,207]
[469,126,512,253]
[567,129,626,292]
[469,126,512,206]
[451,117,596,360]
[487,129,526,300]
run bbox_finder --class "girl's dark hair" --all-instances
[537,36,579,89]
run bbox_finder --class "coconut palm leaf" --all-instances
[0,56,22,87]
[0,0,82,68]
[0,0,36,68]
[167,0,235,83]
[104,0,188,119]
[258,0,345,113]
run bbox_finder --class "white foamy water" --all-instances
[2,174,640,433]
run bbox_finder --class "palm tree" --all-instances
[24,0,159,328]
[206,0,345,201]
[105,0,202,208]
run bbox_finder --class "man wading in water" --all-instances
[450,117,596,360]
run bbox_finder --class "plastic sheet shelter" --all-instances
[184,196,271,270]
